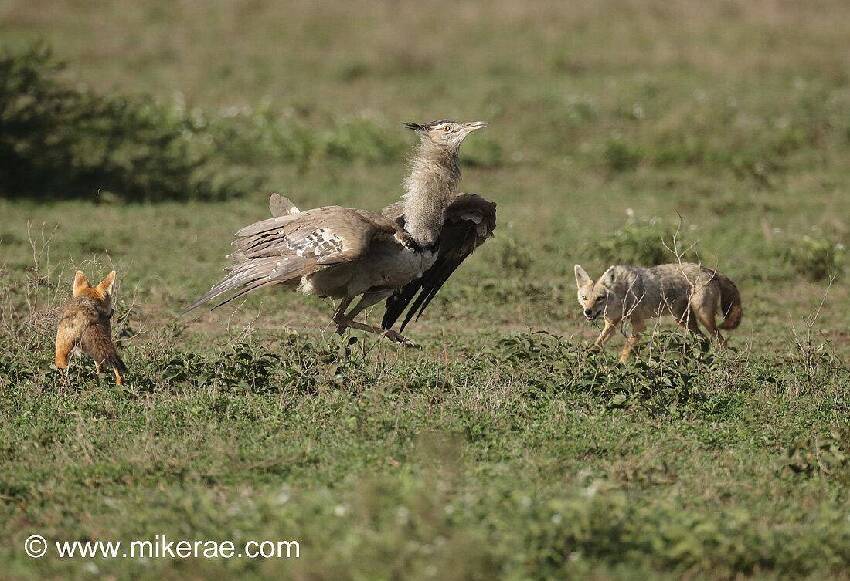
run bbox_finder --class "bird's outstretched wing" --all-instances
[185,206,397,312]
[381,193,496,332]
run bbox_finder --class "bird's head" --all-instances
[404,120,487,150]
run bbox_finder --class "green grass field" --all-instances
[2,1,850,578]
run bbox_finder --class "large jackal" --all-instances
[574,263,742,362]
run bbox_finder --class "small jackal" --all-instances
[574,263,742,362]
[55,270,126,384]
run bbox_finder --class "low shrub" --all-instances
[0,44,461,202]
[785,429,850,479]
[603,138,642,172]
[495,234,534,276]
[492,330,718,416]
[0,45,258,201]
[588,216,692,266]
[780,233,845,281]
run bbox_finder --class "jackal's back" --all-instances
[55,296,126,376]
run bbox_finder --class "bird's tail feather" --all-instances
[183,256,313,314]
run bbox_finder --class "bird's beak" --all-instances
[463,121,487,132]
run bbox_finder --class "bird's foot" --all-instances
[334,316,419,348]
[382,329,419,348]
[333,315,349,335]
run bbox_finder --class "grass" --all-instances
[1,0,850,578]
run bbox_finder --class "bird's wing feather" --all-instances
[196,255,316,311]
[185,206,399,313]
[269,192,300,217]
[382,193,496,331]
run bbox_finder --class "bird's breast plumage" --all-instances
[382,245,437,286]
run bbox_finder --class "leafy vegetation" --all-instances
[1,287,849,578]
[587,216,694,267]
[780,233,846,281]
[0,45,257,201]
[0,47,437,202]
[1,0,850,578]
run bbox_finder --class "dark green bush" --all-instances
[603,138,642,172]
[0,45,260,201]
[495,234,534,276]
[210,106,409,167]
[461,137,504,168]
[785,429,850,479]
[780,233,845,281]
[0,45,426,202]
[589,217,692,266]
[319,118,406,163]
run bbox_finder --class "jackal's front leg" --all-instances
[594,318,619,349]
[619,319,645,363]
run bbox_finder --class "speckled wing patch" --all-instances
[287,228,344,257]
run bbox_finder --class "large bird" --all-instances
[186,120,496,344]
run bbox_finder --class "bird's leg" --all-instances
[332,297,353,333]
[335,291,416,346]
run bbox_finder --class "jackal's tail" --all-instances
[717,274,742,330]
[110,353,128,378]
[81,325,127,384]
[105,353,127,385]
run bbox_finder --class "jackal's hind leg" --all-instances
[675,308,709,350]
[54,335,73,388]
[694,308,726,348]
[55,333,73,370]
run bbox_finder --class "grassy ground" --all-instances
[1,1,850,578]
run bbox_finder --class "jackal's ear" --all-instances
[97,271,117,295]
[72,271,89,296]
[574,265,592,288]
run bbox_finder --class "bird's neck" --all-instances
[401,140,460,247]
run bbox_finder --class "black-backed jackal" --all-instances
[574,263,742,362]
